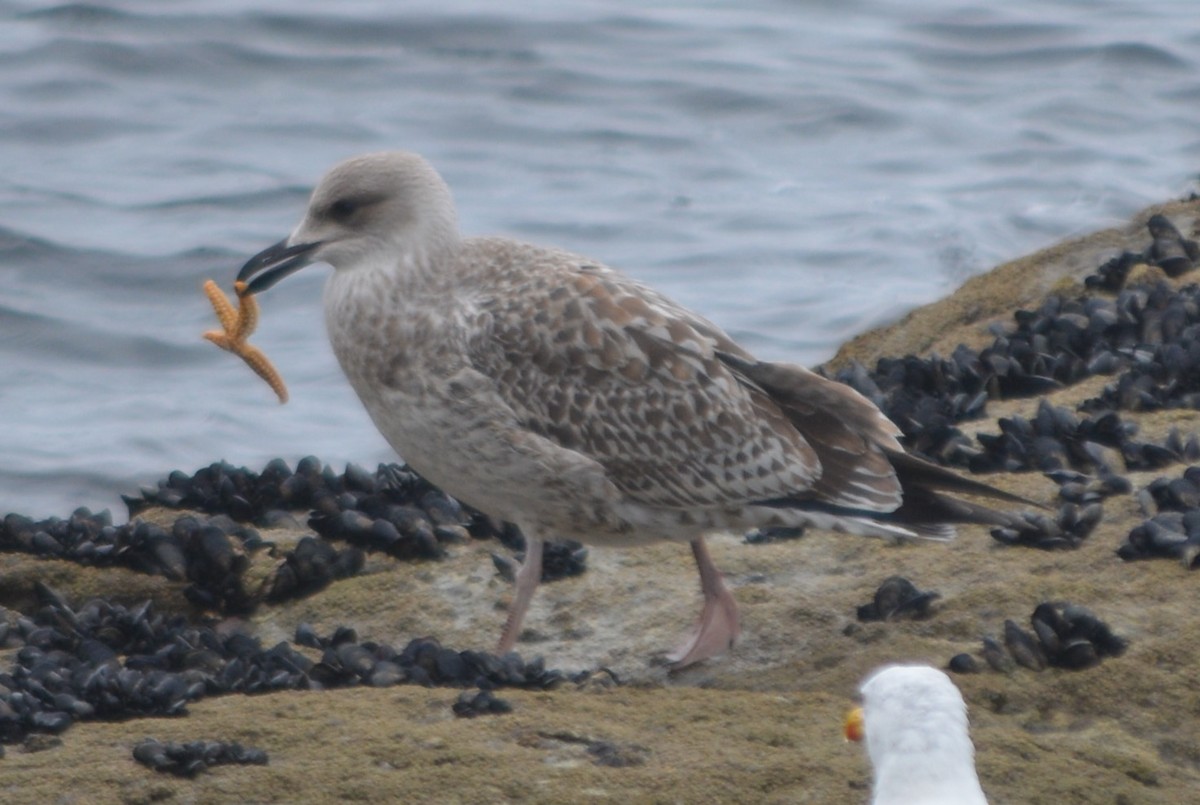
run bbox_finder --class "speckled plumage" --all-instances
[238,151,1022,665]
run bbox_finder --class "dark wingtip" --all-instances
[885,448,1047,510]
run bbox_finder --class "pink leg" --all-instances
[665,537,741,667]
[496,536,543,655]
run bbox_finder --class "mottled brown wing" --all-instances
[714,353,904,511]
[463,240,823,509]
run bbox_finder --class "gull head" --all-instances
[238,151,459,294]
[858,664,973,759]
[851,664,987,805]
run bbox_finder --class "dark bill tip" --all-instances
[237,238,321,294]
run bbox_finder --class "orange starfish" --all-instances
[202,279,289,404]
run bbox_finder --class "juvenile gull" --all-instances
[237,151,1024,667]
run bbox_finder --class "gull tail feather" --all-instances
[719,352,1043,536]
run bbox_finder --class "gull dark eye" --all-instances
[328,198,360,221]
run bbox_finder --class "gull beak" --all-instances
[844,706,865,742]
[237,238,321,295]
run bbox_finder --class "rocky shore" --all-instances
[3,197,1200,804]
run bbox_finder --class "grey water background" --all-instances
[2,0,1198,520]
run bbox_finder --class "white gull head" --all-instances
[858,664,988,805]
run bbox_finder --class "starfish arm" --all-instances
[236,342,289,404]
[232,280,259,341]
[202,330,235,351]
[203,280,239,333]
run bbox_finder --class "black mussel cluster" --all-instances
[263,535,365,602]
[1118,465,1200,567]
[125,457,429,525]
[841,344,1197,478]
[827,277,1200,561]
[537,541,589,583]
[1120,515,1200,567]
[1077,283,1200,413]
[1086,213,1199,291]
[0,584,567,748]
[979,280,1200,420]
[1047,468,1132,505]
[0,508,254,581]
[856,576,939,622]
[128,458,470,558]
[307,499,449,561]
[990,502,1102,550]
[966,403,1122,474]
[831,253,1200,475]
[2,458,591,617]
[293,624,564,691]
[483,518,588,584]
[0,507,373,615]
[0,509,273,615]
[949,602,1126,674]
[132,737,268,777]
[1086,251,1143,292]
[452,688,513,718]
[1137,465,1200,515]
[490,542,589,585]
[831,353,991,464]
[124,457,588,584]
[1143,214,1200,276]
